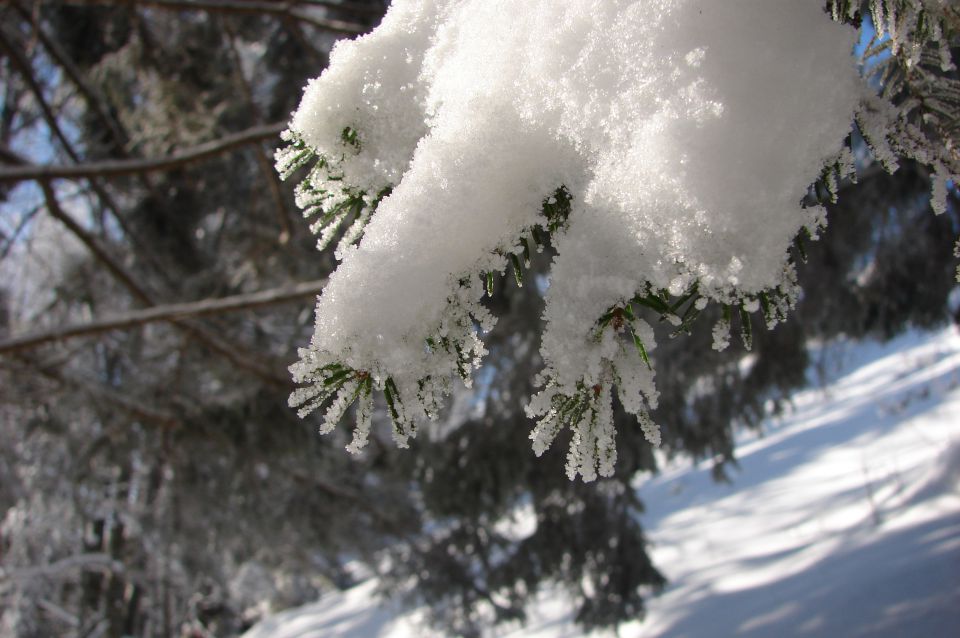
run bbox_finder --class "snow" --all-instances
[245,326,960,637]
[281,0,866,476]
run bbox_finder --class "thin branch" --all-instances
[1,12,296,385]
[254,143,293,242]
[0,553,125,585]
[0,144,24,165]
[12,1,130,154]
[0,122,286,183]
[223,19,293,242]
[11,9,205,286]
[0,202,42,261]
[0,24,144,254]
[13,351,182,429]
[0,279,326,354]
[35,599,80,628]
[0,27,81,164]
[40,181,154,304]
[49,0,369,34]
[294,0,384,17]
[38,182,290,387]
[288,467,413,538]
[280,12,328,64]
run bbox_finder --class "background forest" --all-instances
[0,2,957,637]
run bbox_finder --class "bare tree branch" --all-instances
[0,24,145,252]
[12,1,130,155]
[0,553,125,585]
[40,181,154,305]
[0,144,25,165]
[223,19,294,242]
[293,0,385,17]
[38,182,291,387]
[48,0,369,34]
[0,123,286,184]
[0,279,326,354]
[0,43,292,386]
[0,24,300,388]
[0,27,81,164]
[12,350,182,429]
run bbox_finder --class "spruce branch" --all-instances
[288,186,576,445]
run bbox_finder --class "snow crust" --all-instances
[282,0,862,479]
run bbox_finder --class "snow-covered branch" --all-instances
[280,0,959,480]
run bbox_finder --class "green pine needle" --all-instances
[383,377,401,422]
[628,323,653,370]
[531,226,545,247]
[324,367,354,387]
[739,304,753,351]
[520,237,532,267]
[341,126,361,150]
[670,284,699,313]
[509,253,524,287]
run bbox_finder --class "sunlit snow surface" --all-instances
[246,327,960,637]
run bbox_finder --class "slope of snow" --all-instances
[245,327,960,638]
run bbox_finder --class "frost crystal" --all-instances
[281,0,874,480]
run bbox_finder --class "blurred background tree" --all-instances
[0,2,957,637]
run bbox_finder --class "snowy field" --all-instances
[245,327,960,638]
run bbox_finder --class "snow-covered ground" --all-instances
[245,327,960,638]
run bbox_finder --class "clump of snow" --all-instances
[282,0,864,479]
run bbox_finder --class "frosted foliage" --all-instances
[283,0,864,480]
[856,1,959,210]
